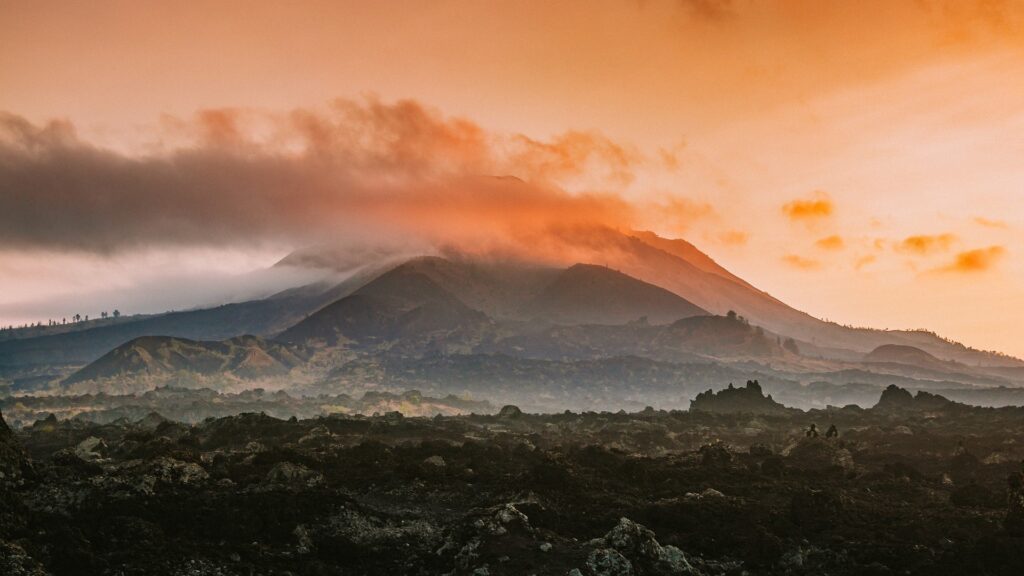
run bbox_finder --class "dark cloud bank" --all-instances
[0,100,639,256]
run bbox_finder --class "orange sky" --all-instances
[1,0,1023,357]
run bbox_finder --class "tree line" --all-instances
[2,309,122,332]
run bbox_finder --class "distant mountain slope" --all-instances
[355,256,561,319]
[280,242,1020,371]
[653,314,784,358]
[865,344,946,369]
[477,312,782,363]
[0,268,377,372]
[525,263,706,325]
[6,227,1020,397]
[64,335,310,385]
[534,227,1021,367]
[297,257,707,327]
[630,230,758,290]
[851,344,1007,386]
[278,268,491,350]
[278,295,397,346]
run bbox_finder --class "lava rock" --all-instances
[0,540,48,576]
[260,461,324,490]
[588,517,700,575]
[498,405,523,419]
[0,409,33,487]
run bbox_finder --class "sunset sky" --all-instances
[2,0,1023,356]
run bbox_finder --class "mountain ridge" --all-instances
[6,229,1022,396]
[64,335,311,385]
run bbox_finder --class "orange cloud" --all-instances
[676,0,735,22]
[508,130,642,187]
[0,100,641,258]
[782,192,833,221]
[898,233,957,255]
[936,246,1007,273]
[717,230,749,246]
[814,235,845,250]
[854,255,877,271]
[648,197,716,235]
[974,216,1009,229]
[782,254,822,271]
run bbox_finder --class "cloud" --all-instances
[897,233,957,255]
[782,192,833,221]
[814,235,845,250]
[936,245,1007,273]
[0,100,647,258]
[647,197,717,235]
[782,254,822,271]
[974,216,1009,229]
[717,230,749,246]
[675,0,735,22]
[854,255,877,271]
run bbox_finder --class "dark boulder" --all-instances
[585,517,700,575]
[0,409,33,488]
[873,385,924,412]
[498,405,524,419]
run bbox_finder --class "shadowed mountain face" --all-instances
[353,256,560,320]
[280,294,399,346]
[278,258,707,348]
[63,335,311,385]
[524,263,706,325]
[277,267,492,349]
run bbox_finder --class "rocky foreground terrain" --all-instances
[3,385,1024,575]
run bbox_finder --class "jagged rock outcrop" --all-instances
[690,380,789,414]
[583,518,701,575]
[873,385,915,411]
[74,436,108,462]
[873,385,960,413]
[0,409,33,488]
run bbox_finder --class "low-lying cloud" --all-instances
[0,99,645,258]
